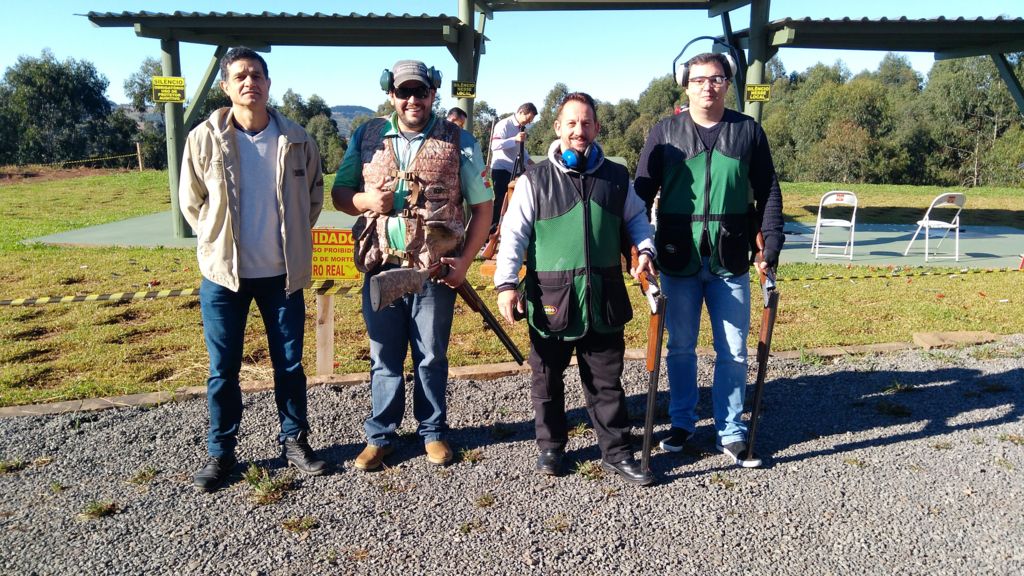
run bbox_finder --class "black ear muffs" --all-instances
[380,67,443,93]
[673,36,741,86]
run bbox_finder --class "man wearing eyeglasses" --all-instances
[635,52,784,468]
[331,60,493,471]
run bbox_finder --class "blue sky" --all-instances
[1,1,1020,115]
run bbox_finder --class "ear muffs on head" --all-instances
[380,66,443,93]
[673,36,741,86]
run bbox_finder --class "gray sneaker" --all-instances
[717,441,762,468]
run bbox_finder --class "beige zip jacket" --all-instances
[179,107,324,294]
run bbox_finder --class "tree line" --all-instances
[2,49,1021,188]
[523,52,1024,188]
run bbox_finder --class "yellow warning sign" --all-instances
[744,84,771,102]
[452,81,476,98]
[311,228,360,280]
[152,76,186,103]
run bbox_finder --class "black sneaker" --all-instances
[282,431,330,475]
[717,440,762,468]
[193,454,237,492]
[659,427,694,452]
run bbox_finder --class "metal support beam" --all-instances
[161,39,192,239]
[744,0,770,123]
[991,53,1024,118]
[936,40,1024,61]
[457,0,476,131]
[708,0,751,18]
[721,12,745,113]
[183,45,228,130]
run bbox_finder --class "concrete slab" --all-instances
[781,223,1024,268]
[25,210,358,248]
[912,331,999,350]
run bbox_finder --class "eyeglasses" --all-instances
[688,76,728,88]
[394,86,431,100]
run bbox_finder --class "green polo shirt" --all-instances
[335,112,492,251]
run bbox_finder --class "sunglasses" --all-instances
[688,76,728,88]
[394,86,431,100]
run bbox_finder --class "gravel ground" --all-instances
[1,336,1023,576]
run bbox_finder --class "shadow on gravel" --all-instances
[746,365,1022,465]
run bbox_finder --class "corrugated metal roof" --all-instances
[726,15,1024,56]
[85,11,457,19]
[769,15,1024,25]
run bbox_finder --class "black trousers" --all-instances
[490,169,512,234]
[528,328,632,463]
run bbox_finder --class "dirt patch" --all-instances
[0,166,139,187]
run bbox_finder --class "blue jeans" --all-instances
[661,257,751,445]
[200,275,309,457]
[362,264,456,447]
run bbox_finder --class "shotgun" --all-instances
[741,232,779,466]
[481,124,527,260]
[631,246,667,473]
[368,262,525,365]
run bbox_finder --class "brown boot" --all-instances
[425,440,453,465]
[354,444,393,471]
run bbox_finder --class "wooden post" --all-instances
[136,142,144,172]
[315,294,335,376]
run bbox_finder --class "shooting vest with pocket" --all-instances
[352,117,464,272]
[655,108,759,278]
[523,158,633,341]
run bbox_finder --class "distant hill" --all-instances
[331,105,375,137]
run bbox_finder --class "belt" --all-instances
[385,255,403,266]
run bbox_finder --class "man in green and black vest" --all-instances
[332,60,493,471]
[495,92,657,485]
[635,52,784,468]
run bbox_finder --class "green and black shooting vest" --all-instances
[523,158,633,341]
[655,108,758,278]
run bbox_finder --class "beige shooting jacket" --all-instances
[179,107,324,294]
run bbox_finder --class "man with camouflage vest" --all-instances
[635,52,784,468]
[494,92,657,485]
[331,60,493,470]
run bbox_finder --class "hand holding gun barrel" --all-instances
[631,246,667,474]
[741,232,779,467]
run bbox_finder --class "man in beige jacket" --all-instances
[179,47,326,492]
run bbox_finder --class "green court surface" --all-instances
[24,210,359,249]
[24,211,1024,269]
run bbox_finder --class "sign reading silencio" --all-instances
[311,228,360,280]
[451,81,476,98]
[744,84,771,102]
[152,76,186,103]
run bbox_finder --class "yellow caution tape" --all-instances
[10,153,139,169]
[6,267,1019,306]
[1,288,199,307]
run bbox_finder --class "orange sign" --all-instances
[311,228,359,280]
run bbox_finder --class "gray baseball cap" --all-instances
[392,60,430,88]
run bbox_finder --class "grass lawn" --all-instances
[0,171,1022,407]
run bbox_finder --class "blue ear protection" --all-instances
[562,143,596,172]
[673,36,741,86]
[379,67,443,92]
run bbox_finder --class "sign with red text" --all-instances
[311,228,359,280]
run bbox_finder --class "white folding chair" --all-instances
[903,193,967,262]
[811,191,858,260]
